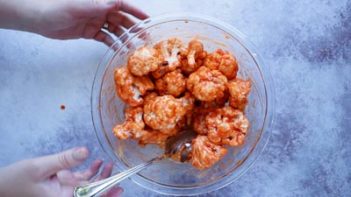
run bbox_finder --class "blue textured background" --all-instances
[0,0,350,196]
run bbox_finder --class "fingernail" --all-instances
[73,147,89,160]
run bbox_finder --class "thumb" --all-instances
[36,147,89,178]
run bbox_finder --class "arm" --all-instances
[0,0,39,31]
[0,0,148,46]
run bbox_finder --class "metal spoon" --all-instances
[74,129,197,197]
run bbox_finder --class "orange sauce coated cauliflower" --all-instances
[191,135,227,170]
[114,67,154,106]
[143,95,187,135]
[200,91,229,109]
[155,69,186,97]
[152,38,184,78]
[180,39,207,74]
[113,107,145,140]
[127,46,160,76]
[179,92,195,112]
[138,129,170,148]
[227,78,252,111]
[176,92,196,128]
[187,66,227,101]
[204,49,238,79]
[193,109,210,135]
[206,106,249,146]
[112,38,252,170]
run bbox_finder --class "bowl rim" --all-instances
[91,13,275,196]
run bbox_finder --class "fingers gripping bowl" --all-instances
[92,15,275,196]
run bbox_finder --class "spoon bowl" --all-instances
[165,129,197,161]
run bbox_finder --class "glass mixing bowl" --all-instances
[91,14,275,196]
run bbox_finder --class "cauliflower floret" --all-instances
[180,39,207,74]
[114,67,142,106]
[127,46,160,76]
[162,92,194,128]
[190,135,227,170]
[143,95,187,135]
[206,106,249,146]
[138,129,170,148]
[152,38,184,78]
[187,66,227,101]
[204,49,238,79]
[133,75,155,95]
[175,92,196,128]
[114,67,154,106]
[113,107,145,140]
[143,92,185,134]
[143,91,158,103]
[227,78,251,111]
[193,105,226,135]
[192,109,210,135]
[200,90,229,109]
[179,92,195,112]
[155,69,186,97]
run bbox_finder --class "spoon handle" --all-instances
[74,157,161,197]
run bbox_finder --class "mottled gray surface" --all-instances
[0,0,350,196]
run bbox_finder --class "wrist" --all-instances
[0,0,44,33]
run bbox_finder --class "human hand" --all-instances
[0,0,148,46]
[0,147,123,197]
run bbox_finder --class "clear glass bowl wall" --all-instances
[91,15,274,196]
